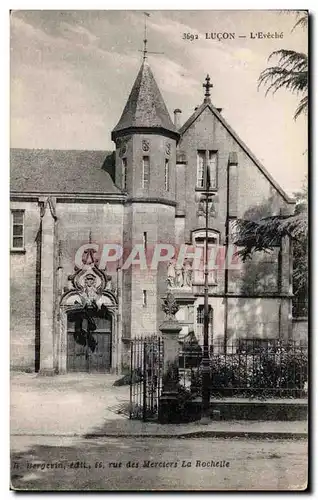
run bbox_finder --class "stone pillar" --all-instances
[39,197,57,375]
[158,293,182,423]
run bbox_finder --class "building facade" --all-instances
[10,59,295,374]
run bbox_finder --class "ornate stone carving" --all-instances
[166,259,193,289]
[167,259,176,288]
[120,144,127,157]
[162,292,179,319]
[183,259,193,287]
[165,142,171,156]
[175,264,183,287]
[142,139,150,152]
[68,263,115,307]
[63,264,117,353]
[117,137,128,157]
[40,196,57,220]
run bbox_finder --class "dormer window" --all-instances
[196,150,218,189]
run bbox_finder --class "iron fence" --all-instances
[129,335,163,421]
[179,339,308,399]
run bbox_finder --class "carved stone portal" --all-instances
[67,263,116,307]
[60,264,117,354]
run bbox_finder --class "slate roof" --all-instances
[10,149,121,195]
[179,101,294,203]
[112,60,178,137]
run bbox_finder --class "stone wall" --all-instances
[226,297,282,341]
[292,318,308,342]
[10,200,40,370]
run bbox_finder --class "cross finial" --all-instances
[203,74,213,102]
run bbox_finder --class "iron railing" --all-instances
[179,339,308,399]
[129,336,163,421]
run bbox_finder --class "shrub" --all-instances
[189,342,308,398]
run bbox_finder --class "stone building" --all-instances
[10,57,295,374]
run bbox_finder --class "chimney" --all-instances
[173,109,182,128]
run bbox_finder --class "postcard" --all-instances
[10,9,308,491]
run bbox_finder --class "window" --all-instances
[142,290,147,307]
[164,158,170,191]
[122,158,127,190]
[192,230,219,285]
[11,210,24,250]
[195,305,213,345]
[143,232,147,252]
[196,151,205,188]
[208,151,217,189]
[196,150,218,189]
[196,305,213,324]
[142,156,150,188]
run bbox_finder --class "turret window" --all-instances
[165,158,170,191]
[122,158,127,190]
[142,156,150,188]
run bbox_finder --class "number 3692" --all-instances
[183,33,199,41]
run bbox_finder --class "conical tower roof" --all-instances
[112,60,179,140]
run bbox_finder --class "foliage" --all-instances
[233,182,308,311]
[258,13,308,120]
[179,332,202,368]
[113,367,142,386]
[189,342,307,399]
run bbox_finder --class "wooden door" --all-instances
[67,312,112,373]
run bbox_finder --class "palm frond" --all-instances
[294,95,308,119]
[258,50,308,119]
[292,13,308,32]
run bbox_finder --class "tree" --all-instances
[234,13,309,316]
[233,181,308,316]
[258,13,308,120]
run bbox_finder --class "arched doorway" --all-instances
[67,306,113,373]
[59,263,118,374]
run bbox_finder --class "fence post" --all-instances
[158,292,182,424]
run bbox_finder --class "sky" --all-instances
[10,10,308,196]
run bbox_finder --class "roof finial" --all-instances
[139,12,164,62]
[203,74,213,102]
[143,12,150,61]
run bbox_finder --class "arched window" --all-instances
[191,229,220,285]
